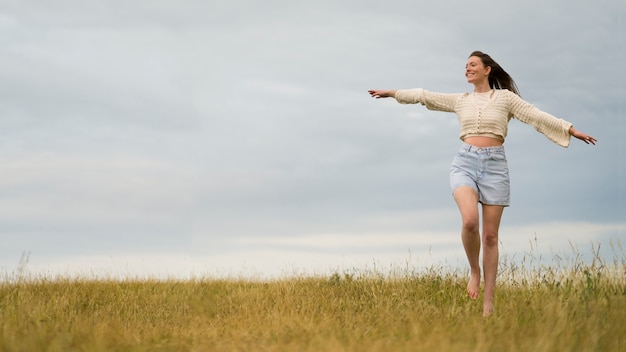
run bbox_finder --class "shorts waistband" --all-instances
[461,142,505,154]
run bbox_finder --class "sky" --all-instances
[1,1,624,280]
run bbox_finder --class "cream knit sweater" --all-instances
[395,88,573,147]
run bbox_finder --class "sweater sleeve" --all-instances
[395,89,462,113]
[508,92,573,148]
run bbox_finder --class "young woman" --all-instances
[368,51,596,316]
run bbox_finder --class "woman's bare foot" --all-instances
[467,271,480,299]
[482,303,494,317]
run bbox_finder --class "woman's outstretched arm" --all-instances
[368,90,397,99]
[569,126,597,145]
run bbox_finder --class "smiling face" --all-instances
[465,56,491,85]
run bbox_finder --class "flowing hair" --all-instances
[469,51,521,96]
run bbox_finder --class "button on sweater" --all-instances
[395,88,573,147]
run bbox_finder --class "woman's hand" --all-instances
[368,90,396,99]
[569,127,597,145]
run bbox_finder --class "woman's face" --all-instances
[465,56,490,84]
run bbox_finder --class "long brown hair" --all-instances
[470,51,520,96]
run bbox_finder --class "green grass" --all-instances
[1,247,624,351]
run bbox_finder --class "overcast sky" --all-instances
[1,1,624,279]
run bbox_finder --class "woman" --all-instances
[368,51,596,316]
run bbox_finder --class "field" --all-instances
[1,247,624,351]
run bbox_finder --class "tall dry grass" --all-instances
[1,243,624,351]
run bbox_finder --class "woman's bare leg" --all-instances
[453,187,481,299]
[481,204,504,316]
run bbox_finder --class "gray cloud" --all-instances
[0,0,623,277]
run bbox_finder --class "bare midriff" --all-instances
[463,136,503,147]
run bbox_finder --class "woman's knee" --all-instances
[462,216,479,233]
[482,230,499,247]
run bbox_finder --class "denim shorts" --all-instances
[450,143,510,206]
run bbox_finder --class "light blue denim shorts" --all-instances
[450,143,510,206]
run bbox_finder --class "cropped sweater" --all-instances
[395,88,573,147]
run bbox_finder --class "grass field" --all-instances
[1,246,624,351]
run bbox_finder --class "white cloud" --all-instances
[6,221,621,281]
[236,232,458,249]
